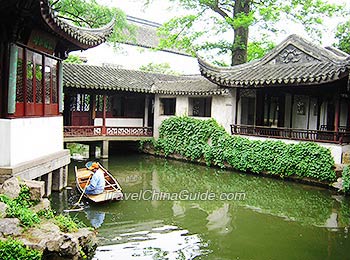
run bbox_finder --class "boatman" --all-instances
[85,162,105,195]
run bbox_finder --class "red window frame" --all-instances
[14,44,60,117]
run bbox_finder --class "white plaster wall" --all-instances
[0,117,63,167]
[176,96,188,116]
[154,94,236,138]
[154,95,188,138]
[212,93,235,133]
[153,96,167,138]
[94,118,143,127]
[238,135,344,164]
[0,119,11,166]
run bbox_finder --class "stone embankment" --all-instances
[0,177,97,259]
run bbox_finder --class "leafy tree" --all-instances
[147,0,344,66]
[50,0,135,43]
[139,62,179,75]
[334,21,350,54]
[63,54,86,64]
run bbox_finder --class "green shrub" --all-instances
[342,165,350,193]
[37,208,55,219]
[54,214,86,233]
[0,185,40,227]
[143,116,336,182]
[0,238,42,260]
[6,205,40,227]
[15,185,39,207]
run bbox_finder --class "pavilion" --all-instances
[0,0,113,195]
[199,34,350,163]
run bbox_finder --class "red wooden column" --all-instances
[102,94,107,135]
[42,56,46,116]
[334,97,340,141]
[23,48,28,116]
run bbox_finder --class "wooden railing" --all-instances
[64,126,153,137]
[106,126,153,136]
[230,125,350,144]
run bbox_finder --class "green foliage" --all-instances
[342,165,350,193]
[64,55,85,64]
[0,185,40,227]
[145,116,336,182]
[247,40,275,61]
[139,62,180,75]
[67,143,88,156]
[0,238,42,260]
[15,185,38,207]
[334,21,350,54]
[148,0,345,65]
[37,208,55,219]
[6,205,40,228]
[50,0,135,44]
[54,214,86,233]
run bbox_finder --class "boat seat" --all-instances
[105,183,118,188]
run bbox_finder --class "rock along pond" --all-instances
[51,153,350,260]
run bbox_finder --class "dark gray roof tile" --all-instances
[63,63,224,95]
[198,34,350,88]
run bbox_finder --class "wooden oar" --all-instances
[64,174,92,212]
[105,178,121,192]
[98,163,122,191]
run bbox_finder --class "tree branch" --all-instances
[168,10,205,42]
[57,11,94,28]
[207,0,231,20]
[57,15,82,26]
[51,0,60,7]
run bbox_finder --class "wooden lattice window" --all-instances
[16,46,24,102]
[13,44,61,117]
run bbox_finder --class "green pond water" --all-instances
[51,153,350,260]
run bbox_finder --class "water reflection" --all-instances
[94,225,205,260]
[51,154,350,260]
[85,210,105,229]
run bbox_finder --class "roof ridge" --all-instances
[126,15,161,28]
[40,0,115,50]
[63,62,188,77]
[260,34,350,65]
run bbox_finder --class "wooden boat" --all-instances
[75,162,123,203]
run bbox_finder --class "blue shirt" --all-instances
[85,169,105,195]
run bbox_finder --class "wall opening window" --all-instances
[189,97,211,117]
[112,94,144,118]
[14,45,60,117]
[160,98,176,115]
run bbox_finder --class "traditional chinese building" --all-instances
[63,63,226,157]
[0,0,113,195]
[199,34,350,163]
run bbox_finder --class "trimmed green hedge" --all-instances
[141,116,336,181]
[342,165,350,192]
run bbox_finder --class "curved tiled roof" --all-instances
[123,16,191,57]
[199,34,350,88]
[63,63,224,96]
[151,78,226,96]
[40,0,115,50]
